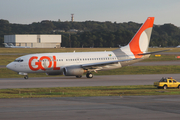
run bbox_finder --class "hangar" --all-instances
[4,34,61,48]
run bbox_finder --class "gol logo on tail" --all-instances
[29,56,60,71]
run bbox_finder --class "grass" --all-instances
[0,55,21,65]
[148,47,180,52]
[0,68,48,78]
[0,85,180,98]
[1,47,180,54]
[142,54,180,62]
[1,65,180,78]
[96,65,180,75]
[0,48,117,53]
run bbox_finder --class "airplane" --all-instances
[3,43,12,48]
[3,43,30,48]
[6,17,165,79]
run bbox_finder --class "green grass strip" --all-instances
[0,85,180,98]
[96,65,180,75]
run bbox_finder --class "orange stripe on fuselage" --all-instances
[129,17,154,58]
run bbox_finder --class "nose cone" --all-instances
[6,63,11,69]
[6,62,15,71]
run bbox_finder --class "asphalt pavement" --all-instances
[0,74,180,89]
[0,95,180,120]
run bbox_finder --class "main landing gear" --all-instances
[24,75,28,79]
[86,72,93,78]
[75,72,93,78]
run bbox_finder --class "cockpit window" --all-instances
[14,58,23,62]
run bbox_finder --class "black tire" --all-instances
[86,73,89,78]
[178,85,180,89]
[163,85,167,89]
[88,73,93,78]
[24,75,28,79]
[76,75,82,78]
[86,73,93,78]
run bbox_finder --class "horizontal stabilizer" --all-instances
[137,49,170,55]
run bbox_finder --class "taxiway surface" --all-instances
[0,74,180,89]
[0,95,180,120]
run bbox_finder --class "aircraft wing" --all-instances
[81,58,136,69]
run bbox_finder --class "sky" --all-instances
[0,0,180,26]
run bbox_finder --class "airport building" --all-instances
[4,34,61,48]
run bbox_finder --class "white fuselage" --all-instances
[7,51,133,74]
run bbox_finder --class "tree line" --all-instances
[0,19,180,47]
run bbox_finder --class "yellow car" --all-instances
[154,77,180,89]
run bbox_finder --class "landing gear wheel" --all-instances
[76,75,82,78]
[24,75,28,79]
[86,73,93,78]
[163,85,167,89]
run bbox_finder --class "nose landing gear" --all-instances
[24,75,28,79]
[18,72,28,79]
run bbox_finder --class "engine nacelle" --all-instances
[63,66,87,76]
[46,72,62,76]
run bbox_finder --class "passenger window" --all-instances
[169,80,172,83]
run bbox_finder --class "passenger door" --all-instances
[172,80,178,87]
[168,80,173,87]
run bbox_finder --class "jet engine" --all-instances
[63,66,87,76]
